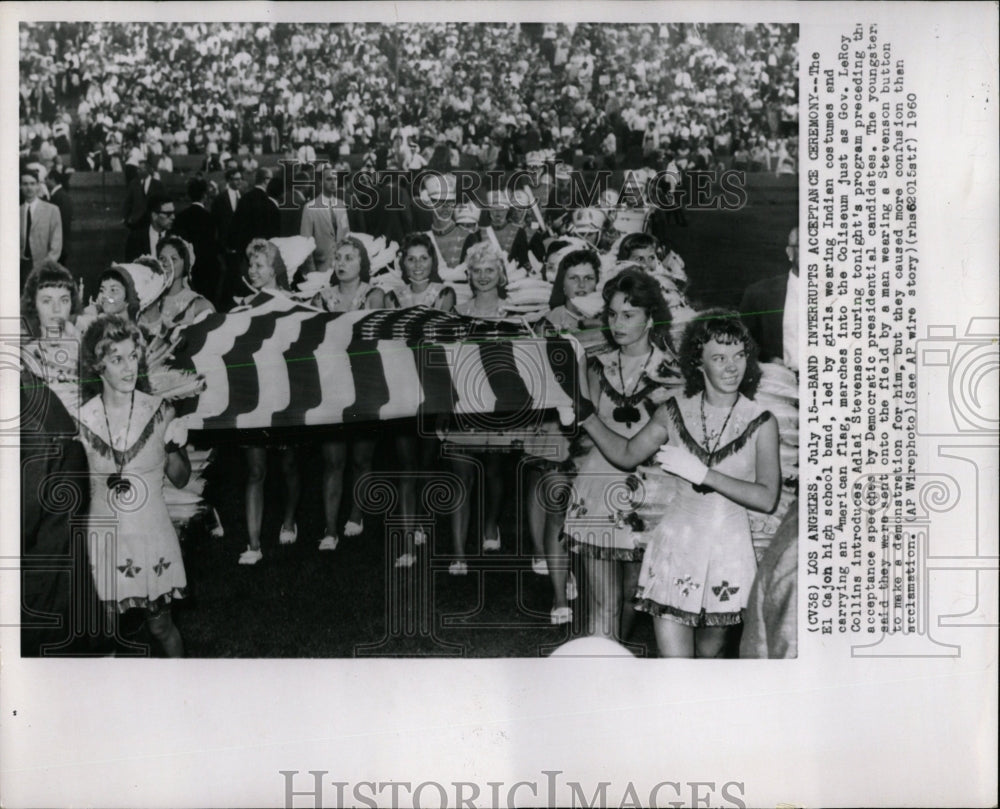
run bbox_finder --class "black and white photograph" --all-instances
[1,3,995,808]
[14,17,799,660]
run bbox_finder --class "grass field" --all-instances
[63,171,797,658]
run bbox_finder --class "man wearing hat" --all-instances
[421,173,466,270]
[460,190,532,269]
[567,207,607,249]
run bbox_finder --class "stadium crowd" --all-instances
[20,22,798,175]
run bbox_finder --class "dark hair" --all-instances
[186,176,208,202]
[98,265,141,322]
[617,232,659,262]
[549,248,600,309]
[253,167,272,186]
[147,193,172,215]
[21,260,79,337]
[544,239,572,261]
[20,167,40,182]
[81,315,150,402]
[156,234,193,280]
[245,239,290,290]
[678,308,761,398]
[399,232,441,283]
[600,267,673,352]
[224,167,243,183]
[333,236,372,283]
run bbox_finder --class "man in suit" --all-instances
[45,170,73,265]
[225,167,279,306]
[174,176,221,299]
[211,167,243,244]
[121,157,165,231]
[230,167,279,255]
[211,167,245,308]
[300,164,350,272]
[739,226,798,371]
[125,193,175,260]
[268,167,304,239]
[20,168,63,285]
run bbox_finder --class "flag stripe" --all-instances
[479,340,532,414]
[205,309,278,429]
[342,335,390,424]
[170,297,583,431]
[273,314,328,427]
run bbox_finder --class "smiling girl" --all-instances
[78,315,191,656]
[577,309,780,658]
[390,232,456,311]
[233,239,301,565]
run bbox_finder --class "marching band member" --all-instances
[442,243,520,575]
[313,236,386,551]
[387,232,454,568]
[460,190,533,270]
[234,239,301,564]
[78,315,191,656]
[577,311,780,658]
[563,268,682,643]
[421,173,467,271]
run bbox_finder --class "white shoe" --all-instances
[279,523,298,545]
[238,546,263,565]
[566,572,578,602]
[344,519,364,537]
[413,528,427,546]
[482,528,500,552]
[318,535,339,551]
[532,557,549,575]
[394,552,417,568]
[449,560,468,576]
[551,606,572,625]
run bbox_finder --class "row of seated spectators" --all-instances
[20,22,798,173]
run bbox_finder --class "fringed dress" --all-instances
[563,346,683,560]
[634,393,773,627]
[78,392,187,613]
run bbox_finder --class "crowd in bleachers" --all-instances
[20,22,798,175]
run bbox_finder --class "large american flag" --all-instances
[168,292,585,431]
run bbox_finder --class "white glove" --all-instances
[164,416,191,450]
[655,445,708,485]
[556,406,575,427]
